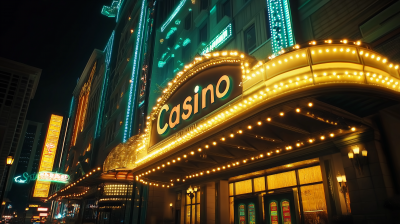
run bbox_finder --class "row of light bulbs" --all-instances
[48,167,101,200]
[137,102,356,186]
[133,42,399,169]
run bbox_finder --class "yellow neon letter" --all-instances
[157,104,169,135]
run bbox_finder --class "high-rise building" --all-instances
[47,0,400,224]
[0,58,41,208]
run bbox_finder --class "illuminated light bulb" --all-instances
[308,102,313,107]
[167,162,170,165]
[205,145,209,148]
[248,125,252,129]
[266,117,271,122]
[267,152,271,156]
[212,142,217,145]
[172,160,176,163]
[320,135,325,140]
[309,139,314,143]
[395,65,399,69]
[383,59,387,63]
[279,112,284,116]
[230,134,234,138]
[177,157,181,161]
[183,154,187,158]
[243,160,247,163]
[330,133,335,137]
[190,151,195,155]
[257,121,262,125]
[251,157,255,160]
[296,108,301,113]
[351,127,356,131]
[221,137,225,141]
[198,148,202,152]
[371,54,375,59]
[296,143,301,147]
[162,164,165,167]
[260,154,264,158]
[206,170,210,174]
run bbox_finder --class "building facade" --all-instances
[0,58,41,216]
[48,0,400,224]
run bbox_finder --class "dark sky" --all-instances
[0,0,115,124]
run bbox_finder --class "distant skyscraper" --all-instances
[0,58,41,201]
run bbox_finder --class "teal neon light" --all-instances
[161,0,187,32]
[166,27,177,39]
[266,0,295,54]
[201,23,233,55]
[210,5,216,14]
[124,0,147,142]
[182,38,191,46]
[95,31,115,138]
[37,171,70,183]
[14,172,37,184]
[174,44,180,50]
[101,0,122,17]
[68,97,74,118]
[116,0,125,22]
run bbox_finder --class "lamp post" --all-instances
[0,155,13,215]
[186,185,198,224]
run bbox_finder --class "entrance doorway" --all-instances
[264,192,297,224]
[234,197,261,224]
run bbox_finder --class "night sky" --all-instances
[0,0,115,124]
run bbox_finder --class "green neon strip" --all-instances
[266,0,295,54]
[161,0,187,32]
[201,23,233,55]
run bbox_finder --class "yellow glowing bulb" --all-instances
[248,125,252,129]
[279,112,284,116]
[190,151,194,155]
[257,121,262,125]
[198,148,202,152]
[309,139,314,143]
[308,102,313,107]
[351,127,356,131]
[205,145,209,148]
[212,142,217,145]
[183,154,187,158]
[221,137,225,141]
[330,133,334,137]
[267,117,271,122]
[320,136,325,140]
[230,134,234,138]
[296,108,300,113]
[238,130,243,134]
[296,143,301,147]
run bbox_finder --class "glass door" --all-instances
[234,197,260,224]
[264,192,297,224]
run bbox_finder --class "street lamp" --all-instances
[186,186,198,224]
[0,155,14,216]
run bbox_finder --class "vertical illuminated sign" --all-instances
[266,0,295,54]
[33,114,63,198]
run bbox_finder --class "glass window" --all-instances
[253,176,265,192]
[200,0,208,10]
[199,24,208,44]
[235,179,252,195]
[222,0,232,18]
[185,12,192,30]
[300,184,328,224]
[229,183,234,196]
[186,190,200,224]
[244,24,257,53]
[267,171,297,190]
[298,166,323,185]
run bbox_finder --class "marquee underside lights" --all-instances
[267,0,295,54]
[33,114,63,198]
[123,0,147,143]
[105,40,400,174]
[161,0,187,32]
[201,23,233,55]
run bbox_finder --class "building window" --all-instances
[185,12,192,30]
[199,24,208,45]
[244,24,257,53]
[218,0,231,22]
[182,43,191,63]
[186,191,200,224]
[200,0,208,10]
